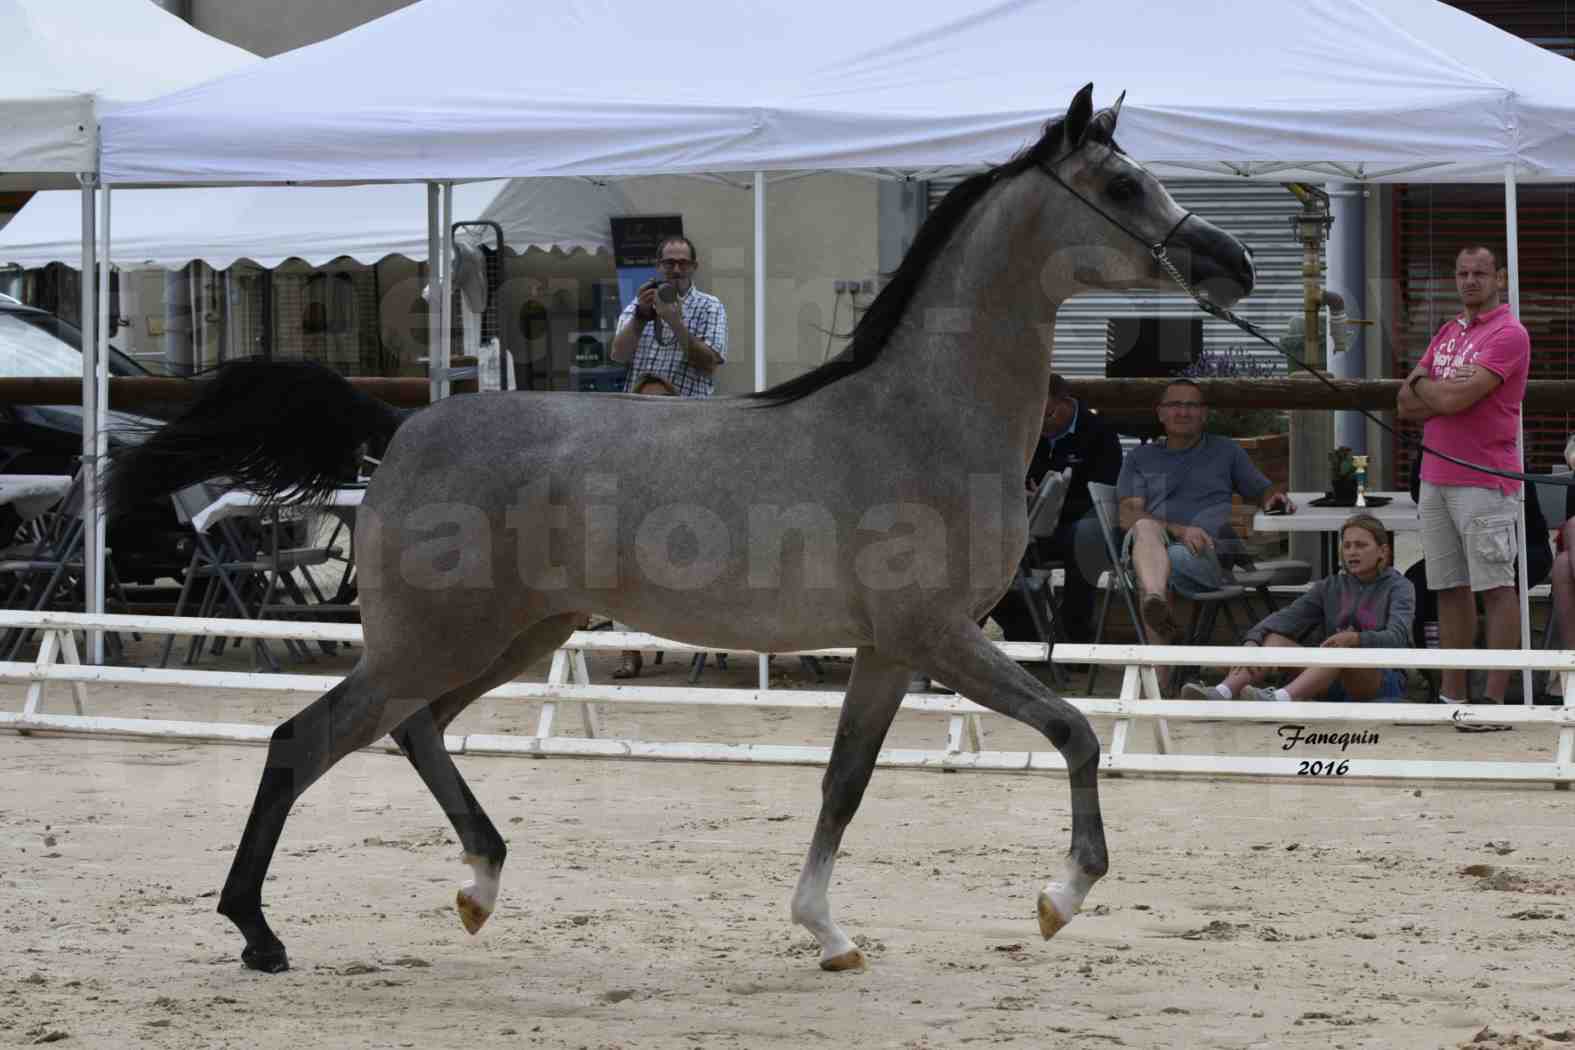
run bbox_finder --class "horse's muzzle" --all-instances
[1178,224,1255,307]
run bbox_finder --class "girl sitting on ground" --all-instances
[1182,513,1416,702]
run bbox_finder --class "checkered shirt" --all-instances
[617,287,728,398]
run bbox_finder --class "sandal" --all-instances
[612,650,642,679]
[1450,704,1512,732]
[1140,592,1178,639]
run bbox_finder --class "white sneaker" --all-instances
[1240,684,1286,703]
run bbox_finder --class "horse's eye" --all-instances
[1106,176,1141,203]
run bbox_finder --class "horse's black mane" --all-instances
[746,117,1069,407]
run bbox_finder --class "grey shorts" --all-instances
[1418,481,1520,592]
[1121,530,1231,598]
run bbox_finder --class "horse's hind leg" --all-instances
[790,646,909,971]
[217,661,408,973]
[916,621,1107,940]
[388,614,582,937]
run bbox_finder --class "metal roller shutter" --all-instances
[927,176,1310,380]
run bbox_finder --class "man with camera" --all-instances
[609,235,728,398]
[607,235,728,678]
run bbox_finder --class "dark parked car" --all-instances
[0,299,192,585]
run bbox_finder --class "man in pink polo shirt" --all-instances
[1397,245,1530,711]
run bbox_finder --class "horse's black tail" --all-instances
[106,359,412,517]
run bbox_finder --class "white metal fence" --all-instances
[2,611,1570,786]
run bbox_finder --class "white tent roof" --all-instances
[0,177,627,269]
[100,0,1575,187]
[0,0,256,188]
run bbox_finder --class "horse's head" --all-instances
[1028,84,1254,308]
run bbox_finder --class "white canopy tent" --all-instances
[0,0,255,190]
[101,0,1574,186]
[88,0,1575,688]
[1,0,258,661]
[0,178,625,269]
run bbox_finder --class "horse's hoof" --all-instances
[456,888,491,934]
[819,948,866,972]
[1037,891,1072,940]
[241,944,290,974]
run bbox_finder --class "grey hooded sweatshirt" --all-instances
[1243,567,1415,649]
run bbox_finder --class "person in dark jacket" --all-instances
[988,373,1123,643]
[1182,514,1415,702]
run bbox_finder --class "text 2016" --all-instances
[1296,759,1350,776]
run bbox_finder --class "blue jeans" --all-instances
[1326,669,1408,703]
[1119,530,1232,598]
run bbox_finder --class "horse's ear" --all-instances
[1065,83,1095,147]
[1079,90,1127,147]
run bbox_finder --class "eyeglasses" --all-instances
[657,258,695,270]
[1158,401,1206,411]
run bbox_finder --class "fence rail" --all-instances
[1056,642,1575,788]
[2,612,1570,786]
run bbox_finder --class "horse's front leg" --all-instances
[790,646,909,971]
[919,621,1108,939]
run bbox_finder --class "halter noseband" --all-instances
[1040,159,1195,264]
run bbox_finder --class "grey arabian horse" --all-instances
[108,84,1253,975]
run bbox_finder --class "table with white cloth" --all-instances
[182,487,366,666]
[1252,491,1419,577]
[191,484,364,612]
[0,474,73,522]
[191,486,365,534]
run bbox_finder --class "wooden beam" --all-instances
[1070,377,1575,413]
[1,375,1572,413]
[0,376,435,409]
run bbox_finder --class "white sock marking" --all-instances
[461,852,500,912]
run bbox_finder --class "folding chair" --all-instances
[160,483,344,670]
[1230,555,1312,622]
[0,469,134,660]
[1083,481,1251,693]
[160,482,279,669]
[1011,468,1071,683]
[1085,481,1149,692]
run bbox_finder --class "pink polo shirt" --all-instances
[1417,303,1529,495]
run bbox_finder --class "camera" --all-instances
[642,277,678,303]
[635,277,677,322]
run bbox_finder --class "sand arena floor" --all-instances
[1,636,1572,1050]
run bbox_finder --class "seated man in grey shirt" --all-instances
[1117,378,1295,642]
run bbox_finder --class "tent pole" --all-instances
[1504,165,1533,705]
[92,185,111,663]
[439,182,453,401]
[754,170,768,691]
[427,184,441,403]
[79,173,100,664]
